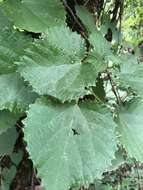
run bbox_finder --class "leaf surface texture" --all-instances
[24,98,117,190]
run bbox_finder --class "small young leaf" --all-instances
[92,74,106,102]
[0,110,20,135]
[0,127,18,156]
[1,166,17,190]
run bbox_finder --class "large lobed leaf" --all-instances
[0,7,33,74]
[76,6,118,63]
[2,0,66,32]
[0,7,37,112]
[24,98,117,190]
[0,29,33,74]
[117,99,143,162]
[116,54,143,97]
[43,26,86,62]
[18,26,106,102]
[0,73,37,112]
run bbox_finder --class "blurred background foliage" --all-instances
[122,0,143,46]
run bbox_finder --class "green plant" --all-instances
[0,1,143,190]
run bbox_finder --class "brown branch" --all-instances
[107,72,122,105]
[61,0,89,41]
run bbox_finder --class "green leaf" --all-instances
[3,0,66,32]
[18,62,105,102]
[0,127,18,156]
[116,54,143,97]
[0,73,37,112]
[95,181,113,190]
[0,6,33,74]
[76,6,113,59]
[0,150,24,190]
[76,6,96,34]
[0,29,32,74]
[109,148,126,171]
[10,150,23,166]
[43,26,86,62]
[0,110,20,134]
[24,98,117,190]
[100,20,121,43]
[0,6,12,29]
[116,99,143,161]
[1,166,16,190]
[18,26,106,102]
[89,31,112,58]
[92,74,106,102]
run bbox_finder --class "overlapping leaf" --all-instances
[0,7,37,112]
[1,150,24,189]
[0,6,33,74]
[0,73,37,112]
[24,98,117,190]
[117,99,143,161]
[2,0,66,32]
[0,127,18,156]
[43,26,86,62]
[89,31,112,58]
[76,6,115,61]
[18,26,106,102]
[0,110,20,134]
[92,75,106,102]
[0,6,12,28]
[76,6,96,34]
[0,29,33,74]
[1,166,17,190]
[115,54,143,97]
[0,110,19,156]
